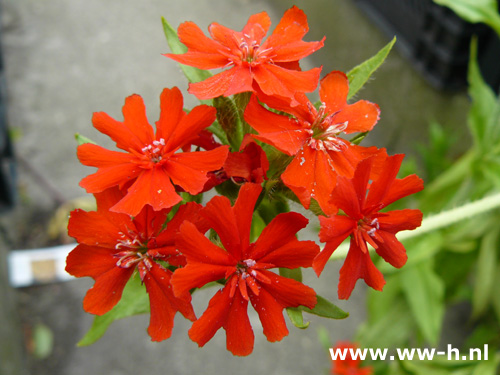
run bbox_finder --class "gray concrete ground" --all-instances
[0,0,471,374]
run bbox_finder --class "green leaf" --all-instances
[161,17,212,97]
[467,38,499,150]
[346,36,396,100]
[433,0,500,37]
[78,274,149,346]
[472,228,499,317]
[75,133,96,145]
[286,307,310,329]
[400,262,445,345]
[300,295,348,319]
[279,267,302,283]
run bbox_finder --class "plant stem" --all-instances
[329,192,500,261]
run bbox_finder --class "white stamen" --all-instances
[243,259,256,267]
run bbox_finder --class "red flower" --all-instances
[172,183,319,356]
[224,141,269,184]
[244,71,382,214]
[77,87,229,216]
[314,154,424,299]
[165,6,324,102]
[65,187,207,341]
[331,342,373,375]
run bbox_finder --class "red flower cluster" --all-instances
[67,5,424,356]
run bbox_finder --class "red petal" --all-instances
[142,263,195,342]
[172,263,235,297]
[233,183,262,253]
[202,195,241,258]
[244,95,309,155]
[67,209,121,248]
[155,87,186,142]
[188,286,232,347]
[224,66,254,97]
[377,209,423,233]
[208,22,241,52]
[188,68,237,100]
[92,112,143,152]
[319,71,349,112]
[273,39,325,63]
[165,22,228,69]
[338,238,385,300]
[223,289,254,356]
[77,143,136,168]
[373,231,408,269]
[164,104,216,152]
[365,154,424,211]
[281,145,337,212]
[250,212,309,260]
[176,21,227,55]
[176,221,235,265]
[249,287,288,342]
[253,64,321,97]
[110,168,181,216]
[83,266,134,315]
[65,244,116,278]
[242,12,271,44]
[259,270,317,309]
[94,186,126,212]
[331,163,370,220]
[267,6,309,43]
[79,165,142,194]
[122,94,155,147]
[313,215,356,276]
[334,100,380,134]
[155,202,205,245]
[257,239,319,269]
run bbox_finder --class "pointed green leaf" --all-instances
[161,18,212,91]
[300,295,348,319]
[346,37,396,100]
[434,0,500,37]
[75,133,96,145]
[78,274,149,346]
[286,307,310,329]
[400,262,445,345]
[472,227,499,317]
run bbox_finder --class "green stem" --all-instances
[329,192,500,261]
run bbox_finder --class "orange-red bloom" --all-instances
[244,71,382,214]
[331,342,373,375]
[165,6,324,102]
[65,187,207,341]
[172,183,319,356]
[314,154,424,299]
[78,87,229,216]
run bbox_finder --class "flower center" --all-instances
[236,258,257,279]
[359,217,379,237]
[236,34,273,65]
[141,138,166,163]
[307,103,348,152]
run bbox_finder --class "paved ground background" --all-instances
[0,0,471,374]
